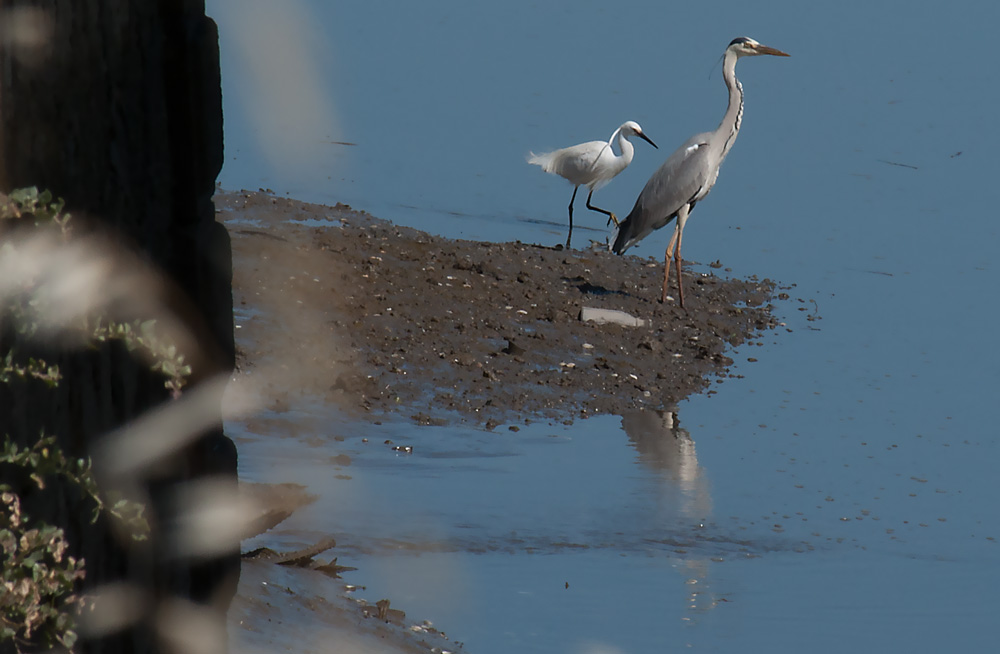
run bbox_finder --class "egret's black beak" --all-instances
[638,132,658,149]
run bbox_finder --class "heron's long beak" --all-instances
[638,132,658,149]
[755,44,790,57]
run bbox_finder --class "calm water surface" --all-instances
[212,1,1000,651]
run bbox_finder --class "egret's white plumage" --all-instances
[529,121,657,248]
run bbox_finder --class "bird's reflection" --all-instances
[621,408,718,615]
[621,408,711,521]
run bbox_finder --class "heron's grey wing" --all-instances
[634,135,712,227]
[613,134,713,252]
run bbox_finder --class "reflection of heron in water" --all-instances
[621,408,718,614]
[621,409,711,520]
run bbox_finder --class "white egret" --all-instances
[529,121,657,248]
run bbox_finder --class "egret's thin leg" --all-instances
[585,189,619,227]
[566,186,579,249]
[661,226,680,304]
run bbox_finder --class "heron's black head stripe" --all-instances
[729,37,752,46]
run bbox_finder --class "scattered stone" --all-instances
[579,307,646,327]
[502,340,526,356]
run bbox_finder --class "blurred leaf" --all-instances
[9,186,38,205]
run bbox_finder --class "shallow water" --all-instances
[214,1,1000,652]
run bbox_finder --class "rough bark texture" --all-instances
[0,1,235,652]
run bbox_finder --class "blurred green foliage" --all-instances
[2,188,190,651]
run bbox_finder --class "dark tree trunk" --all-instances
[0,1,236,652]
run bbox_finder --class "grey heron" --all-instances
[611,37,789,306]
[529,121,657,249]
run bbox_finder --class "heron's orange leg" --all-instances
[661,207,690,307]
[660,226,679,304]
[674,225,686,309]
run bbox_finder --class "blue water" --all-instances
[213,1,1000,652]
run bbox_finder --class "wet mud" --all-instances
[219,190,781,428]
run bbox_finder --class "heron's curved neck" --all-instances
[715,50,743,161]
